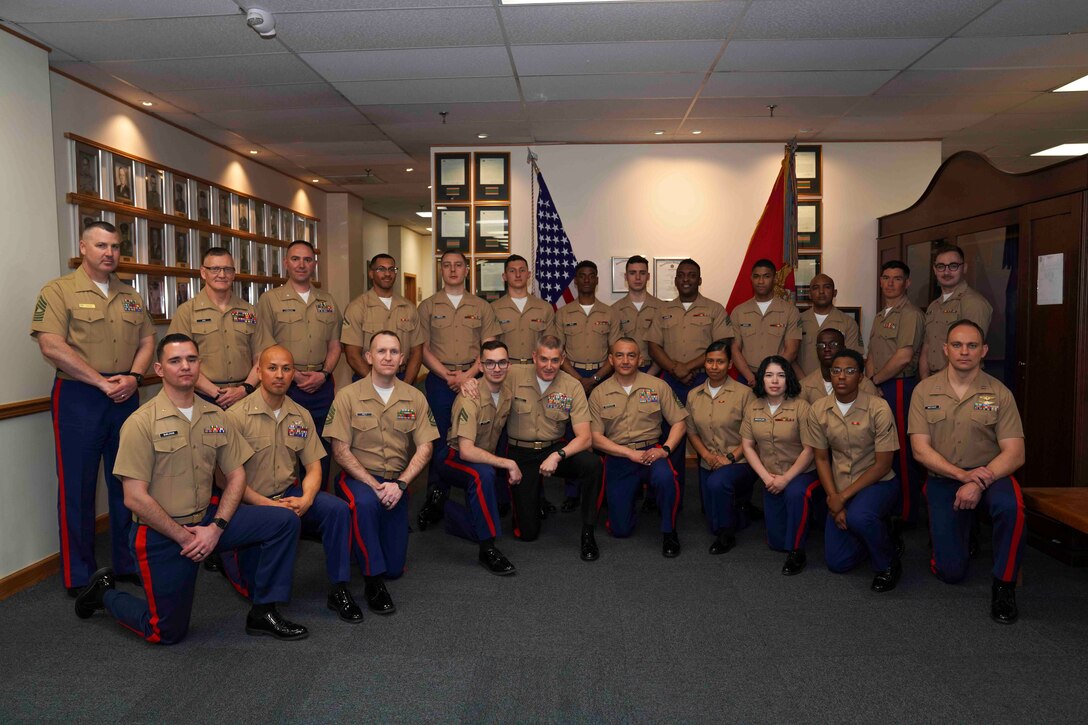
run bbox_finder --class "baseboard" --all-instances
[0,514,110,601]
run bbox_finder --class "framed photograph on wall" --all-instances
[116,215,136,260]
[797,200,822,250]
[147,221,165,266]
[435,153,470,201]
[172,176,189,218]
[79,206,102,233]
[437,206,470,252]
[236,238,251,274]
[474,152,510,201]
[268,207,280,239]
[236,281,252,304]
[176,278,192,306]
[474,206,509,253]
[198,232,214,261]
[146,276,166,319]
[611,256,629,293]
[794,252,822,301]
[653,257,685,301]
[217,189,231,228]
[145,167,164,212]
[112,155,134,204]
[796,145,822,195]
[237,196,251,232]
[174,228,191,268]
[294,214,306,241]
[196,183,211,223]
[255,202,265,236]
[76,143,99,197]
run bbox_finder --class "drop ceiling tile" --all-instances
[300,46,511,82]
[293,153,415,166]
[915,35,1088,70]
[521,73,703,102]
[245,124,390,144]
[94,54,324,91]
[382,121,534,145]
[526,99,691,121]
[334,77,519,105]
[500,1,746,43]
[265,140,404,158]
[677,116,839,139]
[689,96,860,117]
[20,16,272,61]
[275,8,503,51]
[818,114,995,139]
[958,112,1088,135]
[957,0,1088,37]
[734,0,996,39]
[875,68,1084,95]
[718,38,939,71]
[200,106,367,129]
[156,83,351,113]
[512,41,721,76]
[357,102,526,124]
[1,0,237,22]
[1001,92,1088,114]
[530,119,685,143]
[258,0,489,9]
[703,70,898,97]
[845,93,1036,116]
[153,111,222,131]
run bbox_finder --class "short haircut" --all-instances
[677,258,700,275]
[946,318,985,342]
[705,338,732,362]
[575,260,598,274]
[831,349,866,370]
[287,240,316,256]
[504,254,528,271]
[626,255,649,270]
[156,332,198,361]
[202,246,232,263]
[752,355,802,399]
[536,334,563,352]
[752,258,777,274]
[481,339,509,355]
[81,220,117,237]
[610,336,640,354]
[881,260,910,277]
[817,327,847,344]
[369,253,395,268]
[933,243,965,262]
[369,329,401,348]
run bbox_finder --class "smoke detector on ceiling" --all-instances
[245,7,276,38]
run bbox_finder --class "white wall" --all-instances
[388,225,434,302]
[0,30,63,581]
[434,142,940,336]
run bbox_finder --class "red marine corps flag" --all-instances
[528,150,578,309]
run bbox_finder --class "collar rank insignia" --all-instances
[231,310,256,324]
[204,425,225,434]
[638,390,659,404]
[316,301,334,313]
[545,392,572,413]
[121,298,143,313]
[286,422,308,438]
[397,408,416,421]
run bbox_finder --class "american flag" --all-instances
[533,170,577,308]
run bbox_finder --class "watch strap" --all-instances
[212,517,229,530]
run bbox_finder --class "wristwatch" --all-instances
[128,372,144,385]
[592,373,601,383]
[725,451,737,464]
[321,370,332,381]
[661,445,672,455]
[394,479,408,491]
[212,517,230,530]
[556,449,567,460]
[241,382,255,394]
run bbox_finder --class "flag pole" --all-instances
[527,148,539,297]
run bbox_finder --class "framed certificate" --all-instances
[475,258,507,302]
[794,252,822,301]
[797,200,821,250]
[475,152,510,201]
[437,206,470,252]
[475,206,509,253]
[436,153,470,201]
[796,145,822,196]
[654,257,685,301]
[611,256,629,293]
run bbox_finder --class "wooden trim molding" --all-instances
[0,397,50,420]
[0,515,109,601]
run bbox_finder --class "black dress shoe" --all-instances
[663,531,681,558]
[560,496,579,513]
[67,587,80,599]
[364,579,396,615]
[991,580,1019,624]
[743,502,764,522]
[580,529,600,562]
[640,497,659,513]
[781,550,807,576]
[871,559,902,593]
[541,496,557,514]
[245,607,309,640]
[75,567,115,619]
[327,584,364,623]
[203,553,223,572]
[479,547,517,576]
[115,572,142,586]
[708,532,735,555]
[416,488,446,531]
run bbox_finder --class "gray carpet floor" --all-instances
[3,468,1087,724]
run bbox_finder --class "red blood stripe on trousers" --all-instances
[1001,476,1025,583]
[337,473,372,576]
[135,526,162,643]
[661,448,681,530]
[793,480,821,550]
[444,448,496,538]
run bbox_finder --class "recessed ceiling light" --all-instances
[477,133,489,139]
[416,211,432,218]
[1032,143,1088,157]
[691,130,702,135]
[798,128,815,133]
[406,167,414,172]
[1053,73,1088,93]
[249,150,259,155]
[653,130,665,135]
[427,184,432,189]
[311,178,321,183]
[141,101,154,107]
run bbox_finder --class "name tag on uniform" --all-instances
[231,310,256,324]
[357,411,374,417]
[661,314,673,321]
[281,308,297,313]
[433,314,447,320]
[739,323,752,328]
[204,425,225,434]
[499,319,512,324]
[545,392,572,413]
[159,430,178,438]
[196,318,213,323]
[287,422,309,438]
[78,303,97,309]
[316,301,334,314]
[122,299,143,313]
[397,408,417,421]
[479,418,492,426]
[564,322,578,327]
[638,390,659,404]
[753,417,768,422]
[514,396,527,403]
[924,405,940,410]
[602,403,617,410]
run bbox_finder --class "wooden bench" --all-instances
[1021,487,1088,566]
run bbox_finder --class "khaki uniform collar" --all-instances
[244,389,303,424]
[829,391,874,421]
[696,376,745,398]
[357,375,415,408]
[192,287,247,312]
[153,389,217,425]
[928,368,994,402]
[277,284,323,307]
[74,265,125,300]
[365,288,405,308]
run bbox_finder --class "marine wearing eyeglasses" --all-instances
[799,328,878,405]
[340,253,423,383]
[917,244,993,379]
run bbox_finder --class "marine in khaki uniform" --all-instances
[803,349,902,593]
[490,254,556,364]
[796,274,863,377]
[505,335,602,560]
[168,246,258,409]
[73,333,307,644]
[730,260,802,385]
[589,338,687,557]
[555,260,622,395]
[918,244,994,378]
[645,259,733,493]
[340,253,423,383]
[255,240,342,485]
[222,345,363,623]
[326,331,438,615]
[865,260,925,523]
[32,221,155,594]
[739,356,819,575]
[908,320,1025,624]
[438,341,520,575]
[417,250,502,526]
[799,328,879,406]
[685,341,757,555]
[611,255,662,374]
